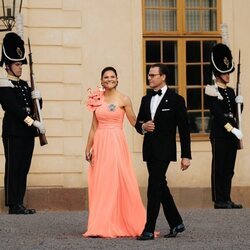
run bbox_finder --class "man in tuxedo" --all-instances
[135,63,191,240]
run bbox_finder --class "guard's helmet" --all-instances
[0,32,27,67]
[210,43,234,76]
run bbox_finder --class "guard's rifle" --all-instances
[235,50,243,150]
[28,38,48,146]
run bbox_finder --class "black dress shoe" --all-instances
[164,223,185,238]
[137,231,154,240]
[9,205,30,215]
[214,201,232,209]
[227,201,243,209]
[19,204,36,214]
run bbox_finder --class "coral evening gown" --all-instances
[83,102,146,238]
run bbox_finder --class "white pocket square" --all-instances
[162,108,170,111]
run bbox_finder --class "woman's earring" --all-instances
[99,84,105,91]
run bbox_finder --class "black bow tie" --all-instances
[152,89,162,96]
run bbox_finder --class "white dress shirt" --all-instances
[150,85,167,120]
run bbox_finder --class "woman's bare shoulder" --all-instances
[117,91,129,100]
[118,92,132,105]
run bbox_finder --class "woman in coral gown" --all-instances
[83,66,145,238]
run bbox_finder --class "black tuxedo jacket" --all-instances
[135,88,191,162]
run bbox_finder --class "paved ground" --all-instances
[0,208,250,250]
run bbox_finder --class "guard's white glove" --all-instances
[32,120,46,134]
[231,127,243,140]
[235,95,243,104]
[31,90,41,100]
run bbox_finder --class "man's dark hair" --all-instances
[150,63,169,77]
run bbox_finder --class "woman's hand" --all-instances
[85,150,92,162]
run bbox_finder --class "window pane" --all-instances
[186,10,200,31]
[195,115,208,133]
[162,0,176,7]
[146,41,161,62]
[203,40,216,62]
[186,0,200,7]
[146,64,151,86]
[204,111,211,133]
[187,65,201,85]
[204,88,210,109]
[191,113,211,133]
[203,64,212,85]
[146,9,160,31]
[162,10,177,31]
[203,10,217,31]
[186,41,201,62]
[186,1,217,9]
[187,88,201,110]
[167,65,178,86]
[145,0,160,7]
[163,41,177,62]
[185,0,217,32]
[203,0,216,8]
[188,112,201,133]
[144,0,177,32]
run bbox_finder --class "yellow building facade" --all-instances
[0,0,249,211]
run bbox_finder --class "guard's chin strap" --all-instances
[217,74,227,84]
[7,64,19,79]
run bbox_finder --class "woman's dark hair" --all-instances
[101,66,117,78]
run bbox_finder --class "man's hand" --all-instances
[231,127,243,140]
[142,120,155,132]
[31,90,41,100]
[235,95,243,104]
[32,120,46,134]
[181,158,190,171]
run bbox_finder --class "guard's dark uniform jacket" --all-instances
[208,85,238,138]
[206,84,242,203]
[0,76,40,206]
[1,77,38,137]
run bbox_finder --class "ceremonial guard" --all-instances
[0,32,45,214]
[205,43,243,209]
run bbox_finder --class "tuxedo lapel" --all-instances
[145,94,153,120]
